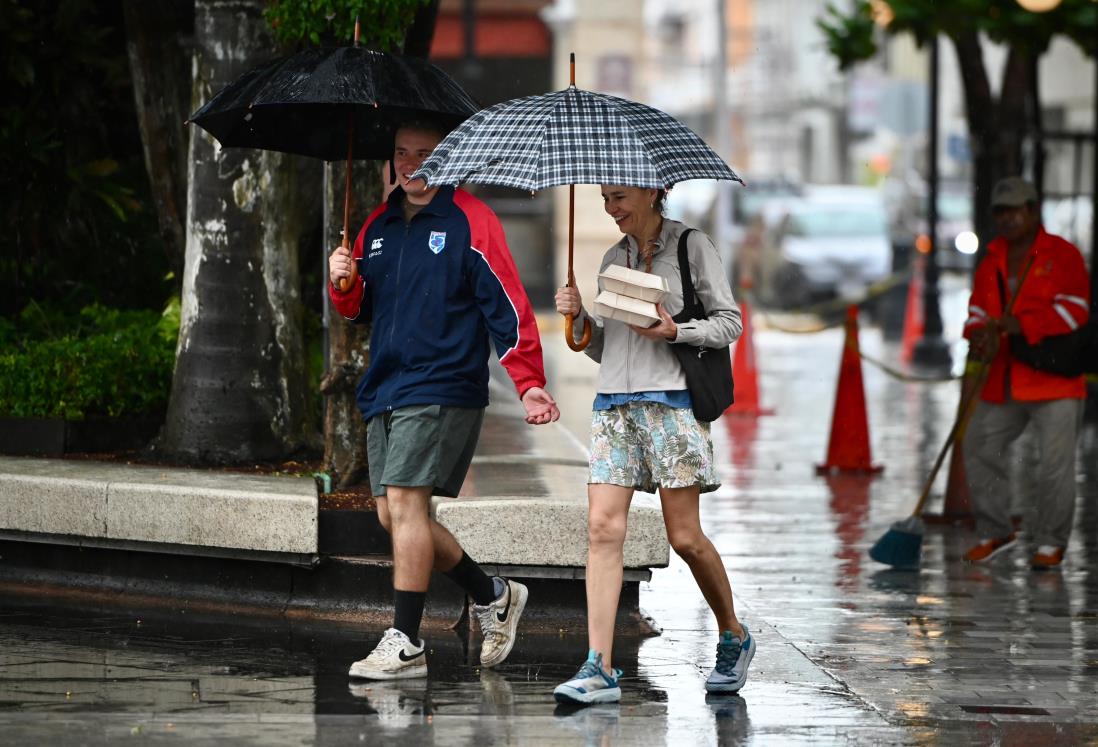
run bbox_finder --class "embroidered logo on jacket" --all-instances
[428,231,447,254]
[369,237,384,258]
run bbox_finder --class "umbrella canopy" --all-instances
[189,46,479,161]
[413,86,742,190]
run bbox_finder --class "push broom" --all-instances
[868,253,1035,568]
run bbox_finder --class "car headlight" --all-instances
[954,231,979,255]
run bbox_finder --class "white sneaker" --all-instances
[553,650,622,704]
[347,680,430,724]
[348,628,427,680]
[473,578,528,667]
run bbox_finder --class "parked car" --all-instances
[751,186,892,309]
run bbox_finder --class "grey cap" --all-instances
[991,176,1038,208]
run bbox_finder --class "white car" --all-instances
[754,186,892,309]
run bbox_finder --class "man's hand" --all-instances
[1000,314,1022,336]
[630,304,678,340]
[521,386,560,425]
[968,323,1000,363]
[329,245,353,287]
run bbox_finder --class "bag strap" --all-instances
[676,228,702,318]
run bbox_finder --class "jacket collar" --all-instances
[618,218,686,258]
[986,225,1050,262]
[382,185,456,223]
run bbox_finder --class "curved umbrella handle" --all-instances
[564,313,591,352]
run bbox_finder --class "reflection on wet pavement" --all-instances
[3,309,1098,744]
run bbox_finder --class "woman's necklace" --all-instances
[625,218,663,273]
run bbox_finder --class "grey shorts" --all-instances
[367,404,484,497]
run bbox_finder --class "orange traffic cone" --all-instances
[816,305,883,475]
[726,298,774,417]
[900,256,925,363]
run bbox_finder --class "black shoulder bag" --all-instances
[669,229,734,421]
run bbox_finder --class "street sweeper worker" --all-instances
[328,120,560,680]
[961,176,1089,570]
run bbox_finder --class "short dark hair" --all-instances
[396,118,453,141]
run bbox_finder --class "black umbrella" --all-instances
[188,20,479,289]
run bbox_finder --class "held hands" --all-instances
[555,286,582,318]
[521,386,560,425]
[630,304,678,341]
[969,322,1002,363]
[969,315,1021,362]
[329,245,353,287]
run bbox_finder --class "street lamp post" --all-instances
[913,34,952,369]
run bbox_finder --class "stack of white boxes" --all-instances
[593,265,670,328]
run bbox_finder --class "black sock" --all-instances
[393,589,426,642]
[443,552,497,606]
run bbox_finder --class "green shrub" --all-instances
[0,300,179,420]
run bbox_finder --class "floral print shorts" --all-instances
[588,402,719,494]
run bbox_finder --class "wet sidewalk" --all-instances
[2,311,1097,745]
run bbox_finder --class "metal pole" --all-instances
[713,0,731,268]
[1091,58,1098,318]
[913,34,952,368]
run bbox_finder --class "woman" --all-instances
[552,185,753,705]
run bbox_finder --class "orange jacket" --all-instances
[964,227,1089,403]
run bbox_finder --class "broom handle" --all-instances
[909,252,1036,518]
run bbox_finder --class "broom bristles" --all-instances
[868,517,924,569]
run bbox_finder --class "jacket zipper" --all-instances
[386,219,413,411]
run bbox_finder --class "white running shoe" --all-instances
[348,627,428,680]
[553,650,622,704]
[705,626,756,693]
[473,578,528,667]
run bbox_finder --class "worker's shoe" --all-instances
[964,533,1018,563]
[1031,545,1065,570]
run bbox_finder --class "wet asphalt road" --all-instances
[3,277,1098,745]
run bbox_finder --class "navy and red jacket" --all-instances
[329,186,546,422]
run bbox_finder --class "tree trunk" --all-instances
[321,163,381,489]
[157,0,318,464]
[950,32,1030,255]
[122,0,193,283]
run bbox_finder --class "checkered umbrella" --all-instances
[413,55,741,352]
[412,88,742,191]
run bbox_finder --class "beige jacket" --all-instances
[572,219,742,394]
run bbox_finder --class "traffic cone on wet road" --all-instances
[725,297,773,417]
[900,257,925,363]
[816,305,883,475]
[922,368,977,526]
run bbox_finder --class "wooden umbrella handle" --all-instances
[565,313,592,352]
[336,20,363,294]
[336,110,359,293]
[562,181,591,351]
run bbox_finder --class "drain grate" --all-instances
[960,705,1051,716]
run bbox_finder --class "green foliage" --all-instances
[818,0,1097,71]
[0,300,180,420]
[0,1,169,318]
[264,0,430,49]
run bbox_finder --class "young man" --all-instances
[962,176,1089,570]
[329,121,560,679]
